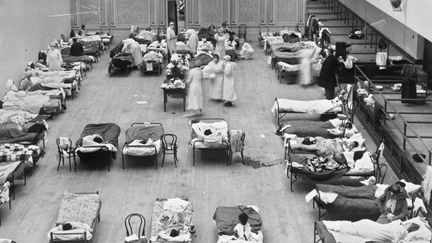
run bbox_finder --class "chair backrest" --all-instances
[162,134,177,150]
[56,137,72,153]
[125,213,146,238]
[238,24,247,39]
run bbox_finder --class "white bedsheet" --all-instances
[323,217,431,243]
[217,231,263,243]
[343,151,374,174]
[271,98,342,115]
[122,139,161,156]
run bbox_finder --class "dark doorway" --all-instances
[167,0,185,35]
[167,0,178,34]
[423,39,432,88]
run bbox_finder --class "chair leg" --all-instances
[57,155,61,171]
[73,154,76,172]
[122,154,125,169]
[155,155,158,170]
[161,150,165,168]
[62,156,65,166]
[174,149,178,167]
[241,151,245,165]
[23,170,26,186]
[193,148,195,166]
[68,156,72,171]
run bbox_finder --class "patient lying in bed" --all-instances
[76,134,117,152]
[323,217,431,243]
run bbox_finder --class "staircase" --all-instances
[306,0,406,63]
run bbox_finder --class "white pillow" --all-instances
[400,179,421,195]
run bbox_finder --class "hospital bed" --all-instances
[34,69,81,99]
[48,191,101,243]
[122,123,164,169]
[314,217,432,243]
[286,142,385,191]
[272,97,345,126]
[0,121,47,153]
[149,198,193,243]
[213,205,263,243]
[311,178,425,221]
[75,123,121,171]
[3,90,63,118]
[190,118,231,166]
[141,51,163,75]
[108,53,134,75]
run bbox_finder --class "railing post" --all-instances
[384,99,387,114]
[403,122,407,150]
[429,150,432,165]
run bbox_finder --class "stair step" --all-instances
[320,19,362,26]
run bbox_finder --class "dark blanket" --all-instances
[281,120,336,138]
[190,54,213,67]
[0,124,41,144]
[315,184,377,199]
[125,125,163,144]
[76,123,121,148]
[111,53,133,68]
[324,195,382,221]
[213,205,262,236]
[110,42,124,58]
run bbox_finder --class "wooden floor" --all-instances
[0,43,396,242]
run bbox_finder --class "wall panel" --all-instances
[199,0,223,26]
[238,0,260,25]
[274,0,297,25]
[115,0,149,27]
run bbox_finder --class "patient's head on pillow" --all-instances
[93,135,103,143]
[346,141,359,150]
[238,212,249,225]
[170,229,179,237]
[62,223,72,231]
[406,223,420,233]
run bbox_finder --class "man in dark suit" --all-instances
[70,38,84,56]
[318,49,338,99]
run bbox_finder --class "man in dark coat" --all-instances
[318,49,338,99]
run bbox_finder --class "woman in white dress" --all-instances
[185,28,199,55]
[203,53,224,101]
[184,60,204,117]
[166,22,177,56]
[222,55,238,107]
[214,28,227,58]
[122,36,143,67]
[46,42,63,71]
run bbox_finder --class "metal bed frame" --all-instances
[49,191,102,243]
[286,140,386,192]
[122,122,164,169]
[191,118,232,166]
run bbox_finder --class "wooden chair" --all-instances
[56,137,76,172]
[161,134,178,167]
[124,213,147,243]
[238,24,247,41]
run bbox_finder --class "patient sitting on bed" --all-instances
[219,213,262,243]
